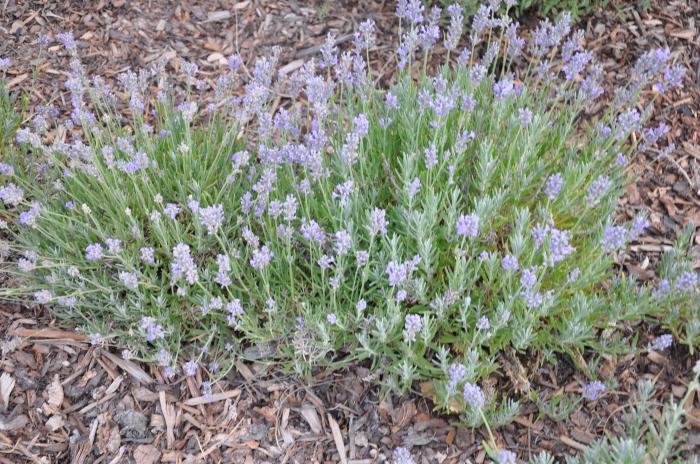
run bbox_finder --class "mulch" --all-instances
[0,0,699,462]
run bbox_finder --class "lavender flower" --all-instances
[199,204,224,235]
[105,238,122,255]
[19,202,41,226]
[118,271,139,290]
[496,450,517,464]
[88,333,105,346]
[318,255,334,270]
[141,317,165,341]
[418,7,441,51]
[493,78,514,100]
[355,250,369,266]
[140,247,155,264]
[615,152,628,167]
[211,254,230,287]
[85,243,103,261]
[327,313,338,325]
[648,334,673,352]
[476,316,490,330]
[333,180,355,206]
[518,108,533,127]
[386,261,407,287]
[501,254,519,272]
[444,5,464,51]
[632,48,670,80]
[320,33,338,69]
[0,57,11,73]
[354,19,376,51]
[548,228,574,266]
[335,230,353,255]
[661,64,685,90]
[640,123,668,152]
[57,31,76,51]
[463,382,485,409]
[562,51,592,81]
[446,363,466,395]
[505,23,525,59]
[0,183,24,206]
[456,214,479,238]
[250,245,274,271]
[18,258,36,273]
[544,173,563,200]
[520,267,537,290]
[521,289,544,309]
[675,271,698,292]
[403,314,423,343]
[601,225,627,253]
[300,218,326,245]
[182,359,198,377]
[0,163,14,176]
[392,446,416,464]
[650,335,680,359]
[653,279,672,300]
[457,48,471,68]
[628,214,650,241]
[406,177,421,199]
[568,268,580,283]
[582,380,605,401]
[226,299,244,327]
[470,5,492,45]
[34,289,53,304]
[531,223,549,248]
[615,108,641,140]
[369,208,388,237]
[386,92,399,109]
[424,144,438,169]
[171,243,198,284]
[156,349,172,367]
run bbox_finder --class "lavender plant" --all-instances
[0,1,696,429]
[530,360,700,464]
[652,223,700,349]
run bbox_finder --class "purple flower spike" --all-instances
[582,380,605,401]
[463,382,485,409]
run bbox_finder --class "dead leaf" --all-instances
[502,348,531,394]
[300,403,322,434]
[392,400,416,431]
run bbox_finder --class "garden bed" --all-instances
[0,1,698,463]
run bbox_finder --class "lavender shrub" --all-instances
[0,1,697,438]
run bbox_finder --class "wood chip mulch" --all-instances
[0,0,699,462]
